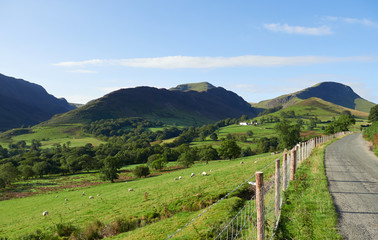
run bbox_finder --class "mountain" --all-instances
[46,85,257,126]
[170,82,216,92]
[252,82,375,113]
[0,73,76,131]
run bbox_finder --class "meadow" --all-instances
[0,153,278,239]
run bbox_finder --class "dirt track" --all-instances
[325,133,378,239]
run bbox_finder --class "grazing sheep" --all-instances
[202,172,207,176]
[240,161,244,164]
[191,173,195,177]
[210,169,212,172]
[128,188,134,192]
[42,211,48,216]
[55,195,58,198]
[254,161,257,163]
[97,194,100,197]
[174,177,178,181]
[65,198,68,201]
[89,196,94,199]
[81,192,85,196]
[179,176,182,180]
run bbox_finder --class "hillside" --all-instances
[0,73,75,131]
[45,86,257,126]
[252,82,375,113]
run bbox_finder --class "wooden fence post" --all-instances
[282,152,287,191]
[256,172,264,240]
[290,148,296,181]
[275,159,280,217]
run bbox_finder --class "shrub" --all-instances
[134,165,150,178]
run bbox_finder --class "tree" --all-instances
[177,149,198,168]
[199,146,219,164]
[32,161,49,178]
[134,165,150,178]
[209,133,218,141]
[147,154,167,171]
[246,130,254,137]
[275,121,301,149]
[18,164,34,179]
[325,115,356,134]
[369,104,378,122]
[218,140,241,159]
[0,162,20,185]
[100,156,120,183]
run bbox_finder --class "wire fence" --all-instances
[166,132,350,240]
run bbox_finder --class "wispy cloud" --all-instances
[263,23,332,35]
[325,16,378,28]
[53,55,373,69]
[67,69,97,74]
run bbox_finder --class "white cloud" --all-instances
[53,55,374,69]
[325,16,378,28]
[64,95,96,104]
[263,23,332,35]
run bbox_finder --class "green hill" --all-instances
[252,82,375,113]
[45,86,257,126]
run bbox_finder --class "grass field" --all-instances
[0,153,278,239]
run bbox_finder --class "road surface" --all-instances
[325,133,378,239]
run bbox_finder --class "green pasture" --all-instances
[0,153,278,238]
[0,124,105,148]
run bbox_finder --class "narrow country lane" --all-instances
[325,133,378,239]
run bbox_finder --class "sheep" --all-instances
[128,188,134,192]
[42,211,48,216]
[178,176,182,180]
[81,192,85,196]
[248,181,256,186]
[202,172,207,176]
[210,169,212,172]
[240,161,244,164]
[191,173,195,177]
[89,196,94,199]
[55,195,58,198]
[65,198,68,201]
[97,194,101,197]
[174,178,178,181]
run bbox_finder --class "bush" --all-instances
[134,165,150,178]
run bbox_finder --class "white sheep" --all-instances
[89,196,94,199]
[81,192,85,196]
[248,181,256,186]
[174,177,178,181]
[210,169,212,172]
[128,188,134,192]
[191,173,195,177]
[202,171,207,176]
[42,211,48,216]
[65,198,68,201]
[240,161,244,164]
[97,194,100,197]
[179,176,182,180]
[55,195,58,198]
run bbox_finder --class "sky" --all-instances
[1,0,378,104]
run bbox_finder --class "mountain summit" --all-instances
[253,82,375,113]
[0,73,75,131]
[170,82,216,92]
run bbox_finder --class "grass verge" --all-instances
[274,140,343,239]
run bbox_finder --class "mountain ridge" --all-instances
[252,82,375,113]
[0,73,76,131]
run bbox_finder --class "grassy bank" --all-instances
[274,140,342,239]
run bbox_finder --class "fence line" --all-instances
[167,132,350,239]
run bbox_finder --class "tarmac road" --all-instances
[325,133,378,239]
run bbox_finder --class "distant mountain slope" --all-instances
[46,86,257,126]
[170,82,216,92]
[252,82,375,113]
[0,73,75,131]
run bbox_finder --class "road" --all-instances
[325,133,378,239]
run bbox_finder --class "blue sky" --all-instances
[1,0,378,104]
